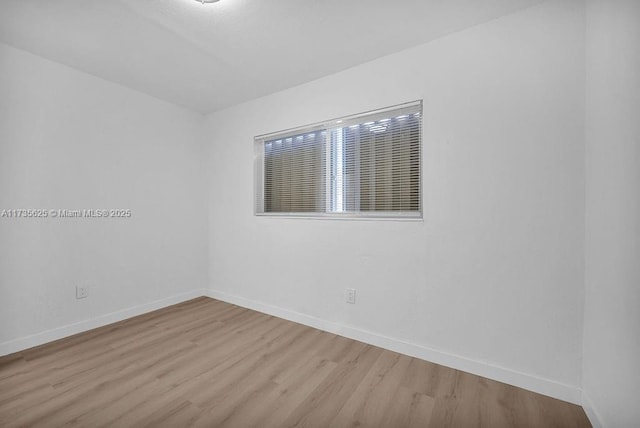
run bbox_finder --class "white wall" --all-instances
[205,0,585,402]
[0,43,208,354]
[583,0,640,426]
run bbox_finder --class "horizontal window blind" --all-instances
[255,101,422,218]
[263,130,326,213]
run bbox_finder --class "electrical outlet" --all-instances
[76,286,88,299]
[346,288,356,304]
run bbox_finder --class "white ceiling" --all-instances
[0,0,545,114]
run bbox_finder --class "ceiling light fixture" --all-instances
[196,0,219,3]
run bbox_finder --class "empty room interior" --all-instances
[0,0,638,427]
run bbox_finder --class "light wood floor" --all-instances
[0,297,591,427]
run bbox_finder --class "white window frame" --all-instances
[254,101,423,220]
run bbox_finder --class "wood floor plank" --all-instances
[0,297,591,428]
[280,343,384,427]
[246,356,338,428]
[328,350,410,428]
[381,386,436,428]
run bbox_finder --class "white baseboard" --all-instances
[0,288,206,357]
[1,287,584,408]
[205,288,582,405]
[581,391,604,428]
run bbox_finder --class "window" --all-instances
[255,101,422,219]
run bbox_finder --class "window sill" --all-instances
[255,212,423,222]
